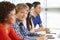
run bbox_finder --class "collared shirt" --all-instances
[31,14,42,27]
[0,24,23,40]
[12,21,24,38]
[12,20,37,40]
[19,22,39,36]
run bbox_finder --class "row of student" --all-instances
[21,2,50,33]
[0,1,49,40]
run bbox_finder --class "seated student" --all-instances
[0,1,23,40]
[32,1,50,33]
[26,3,48,40]
[25,3,35,32]
[12,3,47,40]
[12,3,36,40]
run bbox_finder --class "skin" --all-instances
[30,7,34,16]
[16,7,47,40]
[34,4,41,17]
[16,9,28,23]
[5,9,16,24]
[33,4,43,28]
[3,9,16,34]
[34,4,50,33]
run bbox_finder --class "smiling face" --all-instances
[6,9,16,24]
[34,4,41,14]
[16,3,29,22]
[30,7,34,16]
[16,9,28,21]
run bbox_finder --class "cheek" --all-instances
[8,16,15,24]
[21,14,27,20]
[36,9,40,12]
[17,14,21,18]
[18,14,23,18]
[25,14,27,18]
[17,14,24,20]
[35,9,38,12]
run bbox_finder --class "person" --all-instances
[26,3,35,32]
[32,1,50,33]
[26,3,48,40]
[0,1,23,40]
[12,3,47,40]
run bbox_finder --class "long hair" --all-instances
[26,3,34,31]
[26,12,32,31]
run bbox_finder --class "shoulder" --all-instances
[11,21,18,28]
[0,24,4,30]
[0,24,6,34]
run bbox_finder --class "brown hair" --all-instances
[16,3,29,13]
[33,1,41,8]
[0,1,15,23]
[26,13,32,31]
[26,3,34,31]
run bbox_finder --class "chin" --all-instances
[20,20,24,21]
[21,18,25,21]
[10,21,15,24]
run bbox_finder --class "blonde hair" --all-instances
[16,3,29,13]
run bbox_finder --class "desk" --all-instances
[47,28,60,40]
[35,28,60,40]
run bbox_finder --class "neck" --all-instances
[3,23,9,34]
[33,11,38,17]
[2,22,10,30]
[17,19,23,25]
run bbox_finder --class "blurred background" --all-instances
[0,0,60,40]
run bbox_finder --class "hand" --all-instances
[44,28,50,33]
[36,35,48,40]
[30,28,35,32]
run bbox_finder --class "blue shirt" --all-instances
[19,22,39,36]
[12,20,39,40]
[31,14,42,27]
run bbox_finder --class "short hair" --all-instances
[26,3,34,10]
[0,1,15,23]
[16,3,29,13]
[33,1,40,8]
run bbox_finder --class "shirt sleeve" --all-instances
[20,24,40,37]
[9,27,23,40]
[38,15,42,24]
[0,28,11,40]
[28,32,40,36]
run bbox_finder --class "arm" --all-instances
[20,25,39,37]
[28,32,40,36]
[0,28,11,40]
[39,24,43,27]
[38,15,44,30]
[39,24,44,30]
[9,27,23,40]
[39,24,50,33]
